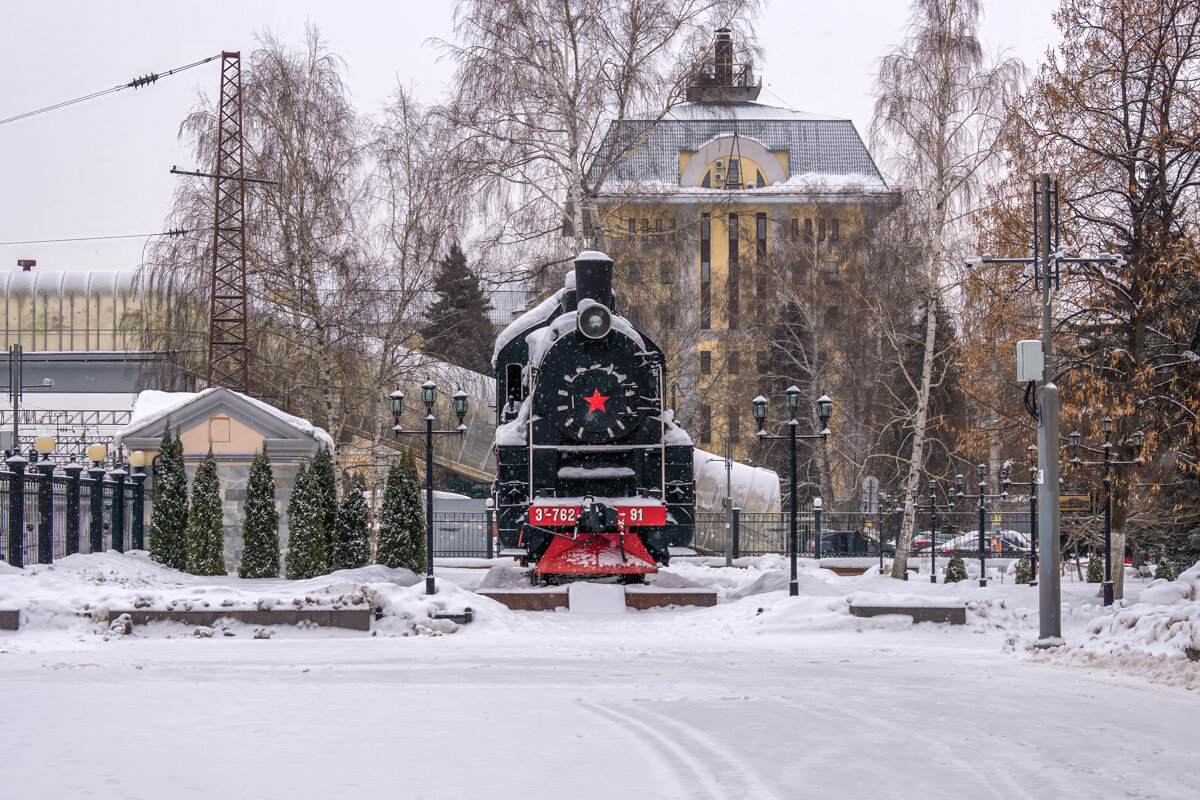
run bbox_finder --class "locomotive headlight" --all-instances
[578,302,612,339]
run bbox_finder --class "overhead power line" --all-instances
[0,54,222,127]
[0,229,192,246]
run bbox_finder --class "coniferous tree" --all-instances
[375,461,407,568]
[285,460,328,579]
[1086,555,1104,584]
[944,550,968,583]
[1014,556,1032,585]
[419,243,494,374]
[149,424,188,570]
[331,475,370,570]
[1155,557,1177,583]
[238,449,280,578]
[397,448,428,572]
[309,447,338,562]
[185,448,226,575]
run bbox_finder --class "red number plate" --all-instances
[529,505,666,526]
[529,506,580,526]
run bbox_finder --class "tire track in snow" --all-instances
[779,689,1031,799]
[579,700,781,800]
[578,700,725,799]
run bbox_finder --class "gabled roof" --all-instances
[590,101,887,192]
[115,388,333,455]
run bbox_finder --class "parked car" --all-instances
[912,531,956,553]
[938,529,1031,556]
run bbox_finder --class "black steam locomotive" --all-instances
[491,251,694,580]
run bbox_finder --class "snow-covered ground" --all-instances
[1,553,1197,799]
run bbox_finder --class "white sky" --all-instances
[0,0,1060,274]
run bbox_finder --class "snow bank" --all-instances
[1030,560,1200,688]
[0,552,514,639]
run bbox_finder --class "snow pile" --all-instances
[0,552,515,639]
[1032,560,1200,688]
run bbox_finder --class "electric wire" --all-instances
[0,54,222,127]
[0,229,192,246]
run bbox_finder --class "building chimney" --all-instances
[714,28,733,86]
[17,260,35,272]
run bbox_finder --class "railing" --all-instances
[432,511,494,558]
[693,509,1038,559]
[0,458,149,567]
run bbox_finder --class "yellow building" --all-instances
[591,31,896,498]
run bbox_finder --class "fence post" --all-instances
[88,463,105,553]
[6,455,28,567]
[64,463,82,555]
[110,468,127,554]
[814,500,823,562]
[131,466,146,551]
[36,460,54,564]
[485,505,494,559]
[732,506,741,560]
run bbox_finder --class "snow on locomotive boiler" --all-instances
[491,251,694,581]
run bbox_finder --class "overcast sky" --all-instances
[0,0,1061,274]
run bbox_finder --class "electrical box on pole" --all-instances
[1016,340,1043,383]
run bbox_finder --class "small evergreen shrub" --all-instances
[185,449,226,575]
[944,550,968,583]
[1014,556,1032,584]
[148,424,188,569]
[1086,555,1104,583]
[285,460,327,579]
[331,475,370,570]
[1155,557,1176,582]
[238,449,280,578]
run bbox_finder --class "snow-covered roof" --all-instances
[0,269,140,296]
[590,101,886,191]
[663,102,846,122]
[117,388,334,451]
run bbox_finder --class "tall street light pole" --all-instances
[1069,419,1144,606]
[969,173,1122,645]
[390,381,469,596]
[752,389,832,597]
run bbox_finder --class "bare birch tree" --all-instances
[438,0,761,282]
[871,0,1023,578]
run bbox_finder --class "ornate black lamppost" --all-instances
[912,479,955,583]
[1069,418,1144,606]
[390,382,469,596]
[751,388,832,597]
[954,464,1010,588]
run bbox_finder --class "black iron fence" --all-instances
[432,511,494,558]
[1,458,148,567]
[692,508,1038,559]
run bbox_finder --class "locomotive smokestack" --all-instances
[574,250,614,309]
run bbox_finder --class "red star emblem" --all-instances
[583,388,610,413]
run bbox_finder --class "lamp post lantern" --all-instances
[1070,420,1144,606]
[389,382,469,595]
[751,391,832,596]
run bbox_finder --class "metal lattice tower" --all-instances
[207,52,249,392]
